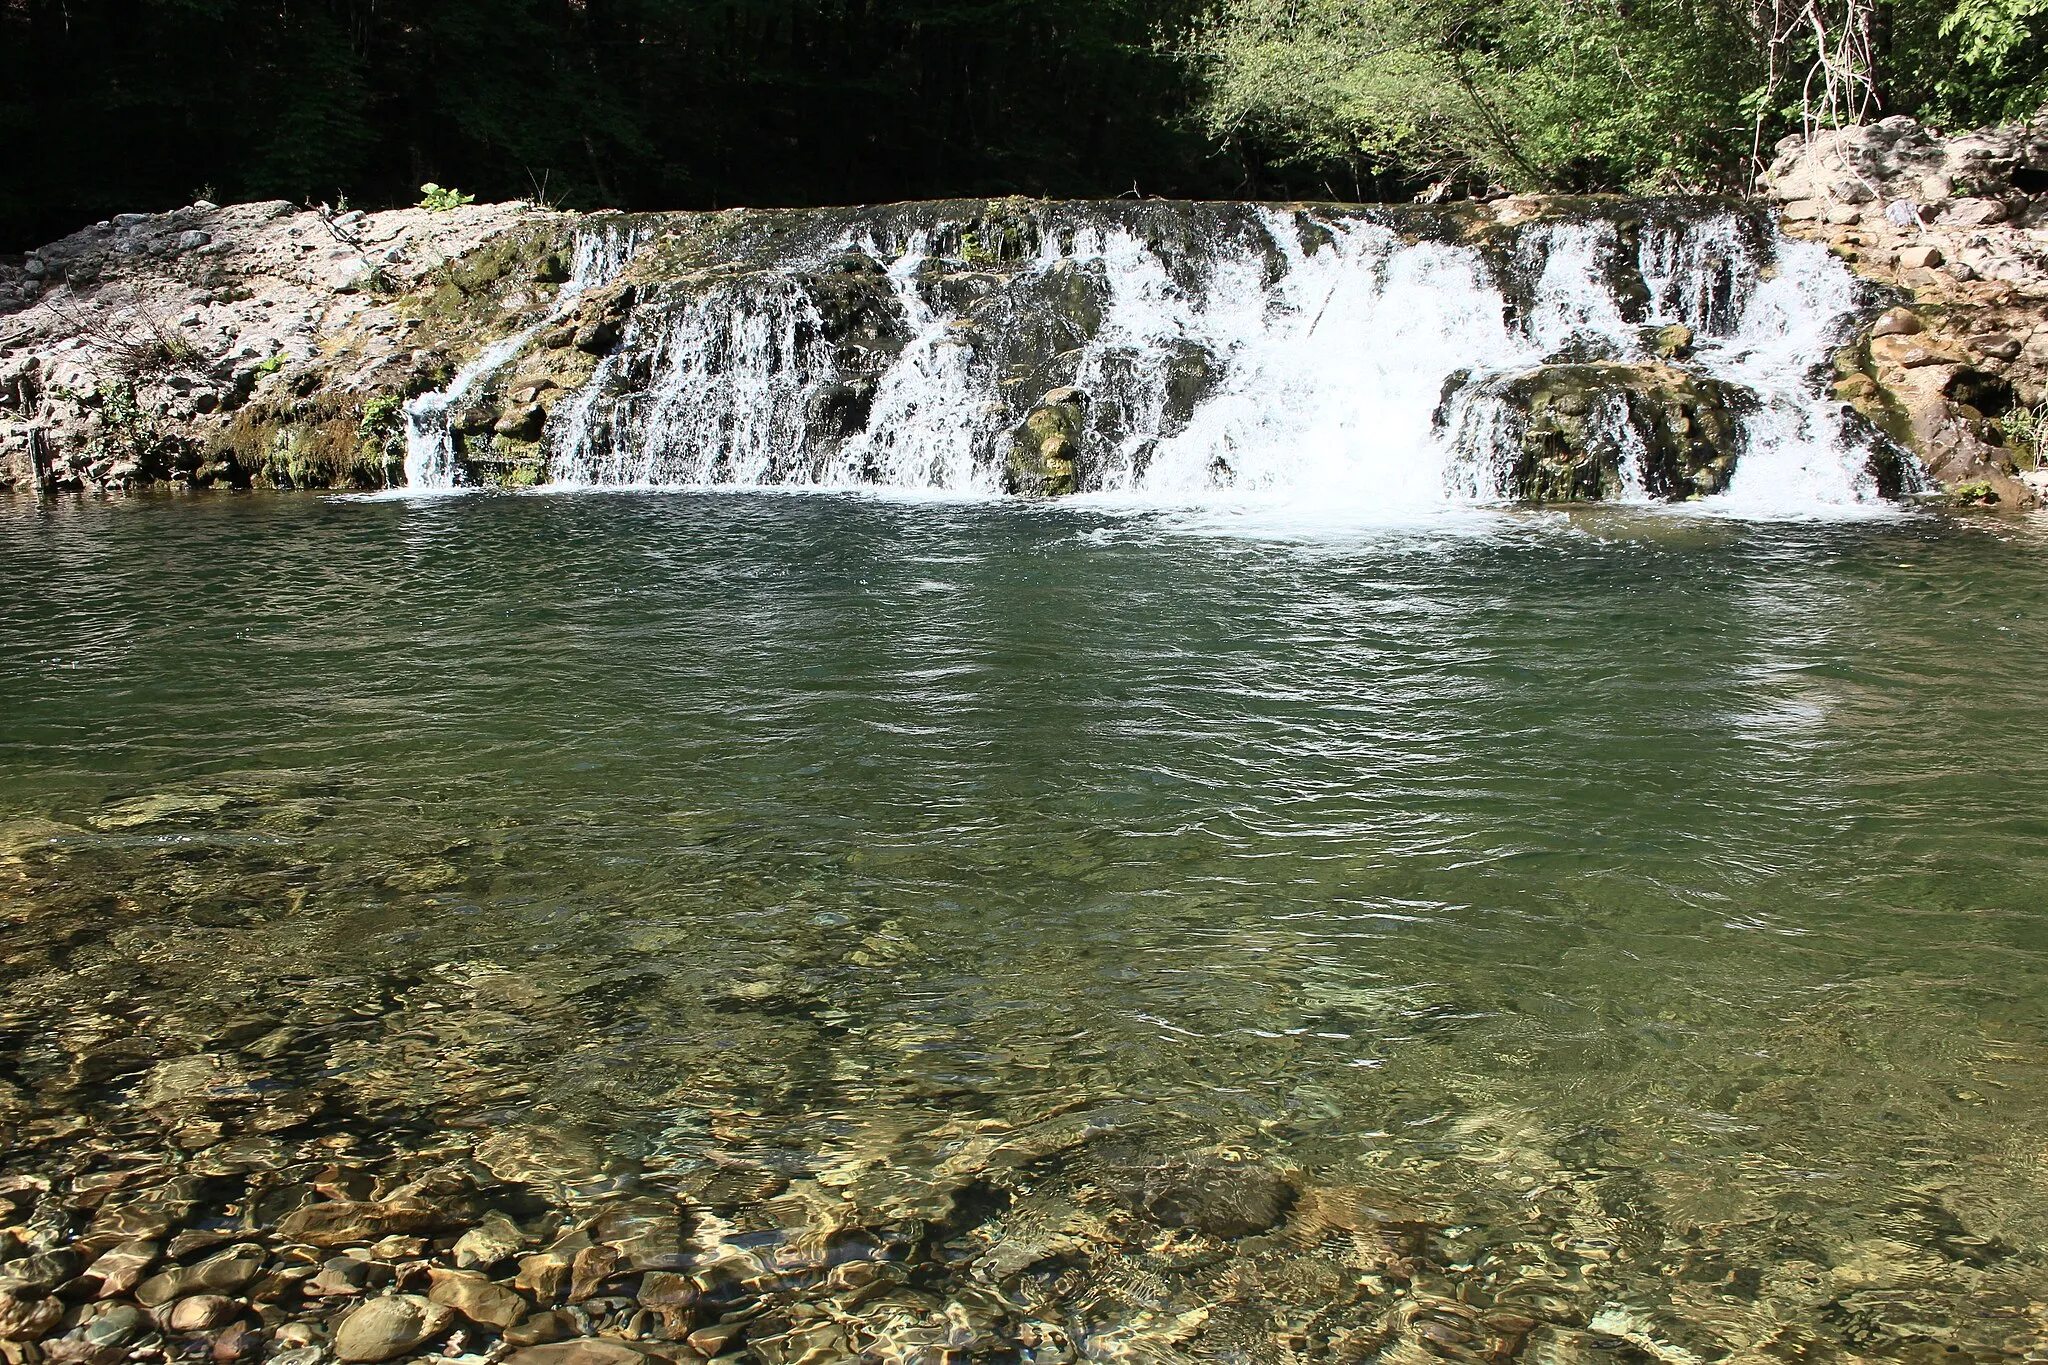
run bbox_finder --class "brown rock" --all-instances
[1871,334,1967,369]
[425,1268,528,1329]
[331,1295,451,1364]
[83,1241,156,1298]
[275,1201,442,1249]
[635,1272,697,1338]
[1973,333,2024,361]
[452,1213,527,1271]
[502,1311,574,1348]
[568,1244,621,1303]
[1897,244,1945,269]
[0,1295,62,1342]
[1870,307,1924,337]
[514,1251,571,1303]
[211,1322,262,1363]
[685,1322,744,1358]
[165,1295,240,1333]
[134,1246,265,1307]
[503,1342,649,1365]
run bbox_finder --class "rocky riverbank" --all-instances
[1765,115,2048,507]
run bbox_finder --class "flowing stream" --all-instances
[3,494,2047,1361]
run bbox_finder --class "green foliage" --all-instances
[254,353,288,376]
[1192,0,2048,193]
[1190,0,1767,192]
[358,395,404,443]
[1952,480,2000,504]
[959,231,997,268]
[2000,402,2047,465]
[0,0,2042,241]
[418,183,476,212]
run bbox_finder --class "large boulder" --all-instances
[1446,362,1750,502]
[1006,387,1088,495]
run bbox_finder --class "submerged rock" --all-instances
[1118,1156,1295,1239]
[331,1294,452,1363]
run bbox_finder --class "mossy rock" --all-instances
[1461,362,1752,502]
[1007,388,1088,496]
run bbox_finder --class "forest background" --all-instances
[2,0,2043,249]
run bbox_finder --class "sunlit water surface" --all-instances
[4,491,2048,1359]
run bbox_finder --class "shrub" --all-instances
[418,183,476,212]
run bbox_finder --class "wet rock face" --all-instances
[1449,362,1749,502]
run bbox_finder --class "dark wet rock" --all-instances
[330,1294,452,1363]
[425,1267,528,1329]
[1118,1156,1295,1240]
[573,320,619,355]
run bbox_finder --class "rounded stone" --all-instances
[332,1295,452,1363]
[167,1294,241,1332]
[84,1303,150,1348]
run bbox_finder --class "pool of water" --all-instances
[4,491,2047,1361]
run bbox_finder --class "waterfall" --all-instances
[403,221,650,492]
[414,202,1906,514]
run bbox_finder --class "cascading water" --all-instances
[427,202,1909,514]
[403,221,650,491]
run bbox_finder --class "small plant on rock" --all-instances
[2000,402,2046,466]
[418,183,476,212]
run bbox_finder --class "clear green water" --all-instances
[5,492,2048,1359]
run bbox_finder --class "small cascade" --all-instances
[403,221,650,492]
[422,200,1911,514]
